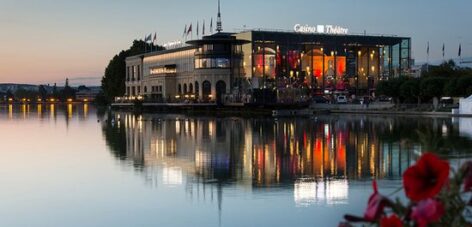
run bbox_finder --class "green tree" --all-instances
[38,85,48,99]
[100,40,164,103]
[420,77,446,109]
[423,60,457,77]
[443,78,459,97]
[399,78,420,104]
[456,76,472,97]
[14,88,39,100]
[376,77,406,105]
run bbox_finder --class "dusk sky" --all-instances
[0,0,470,85]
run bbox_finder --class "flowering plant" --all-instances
[341,153,472,227]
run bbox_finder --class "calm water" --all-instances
[1,104,472,227]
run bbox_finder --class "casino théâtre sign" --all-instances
[293,24,348,35]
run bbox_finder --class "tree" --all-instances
[14,88,39,100]
[376,77,406,105]
[423,60,457,77]
[38,85,48,99]
[420,77,446,109]
[61,78,76,100]
[77,85,89,91]
[443,78,458,97]
[52,83,59,99]
[100,40,164,103]
[399,78,420,104]
[456,76,472,97]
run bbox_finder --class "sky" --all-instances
[0,0,471,85]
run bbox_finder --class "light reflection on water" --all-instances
[1,104,472,227]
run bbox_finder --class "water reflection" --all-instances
[0,103,90,125]
[102,113,472,207]
[294,179,349,206]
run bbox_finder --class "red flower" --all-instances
[380,214,403,227]
[364,181,392,221]
[411,199,445,227]
[461,161,472,191]
[403,153,449,201]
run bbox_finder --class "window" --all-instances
[216,58,230,68]
[195,58,231,69]
[132,66,136,81]
[137,65,140,80]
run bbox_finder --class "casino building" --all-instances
[124,6,411,104]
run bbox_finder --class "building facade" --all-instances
[124,30,411,103]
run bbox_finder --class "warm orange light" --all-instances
[83,99,88,102]
[37,98,42,102]
[8,98,13,102]
[67,98,73,102]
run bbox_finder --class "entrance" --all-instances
[216,81,226,105]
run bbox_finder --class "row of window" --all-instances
[126,86,141,96]
[198,44,242,54]
[151,86,163,93]
[195,58,230,69]
[126,65,141,81]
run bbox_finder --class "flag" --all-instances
[210,18,213,33]
[144,34,152,42]
[183,24,187,37]
[153,32,157,44]
[197,21,199,36]
[458,44,462,57]
[427,42,429,55]
[203,19,205,36]
[442,43,445,57]
[187,23,192,35]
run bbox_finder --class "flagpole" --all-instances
[427,42,429,72]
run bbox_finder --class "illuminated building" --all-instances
[124,30,410,104]
[123,2,411,104]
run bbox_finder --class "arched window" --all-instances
[195,81,199,94]
[189,83,194,93]
[178,84,182,94]
[183,84,188,94]
[202,80,211,98]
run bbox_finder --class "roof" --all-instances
[186,32,250,45]
[126,45,196,61]
[243,29,409,46]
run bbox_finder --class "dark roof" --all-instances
[186,32,250,45]
[126,45,196,61]
[248,30,409,46]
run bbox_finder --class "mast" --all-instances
[216,0,223,33]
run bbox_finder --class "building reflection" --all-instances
[0,103,90,122]
[101,113,472,208]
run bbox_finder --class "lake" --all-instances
[1,103,472,227]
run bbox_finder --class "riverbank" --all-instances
[107,102,472,118]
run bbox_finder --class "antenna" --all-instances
[216,0,223,32]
